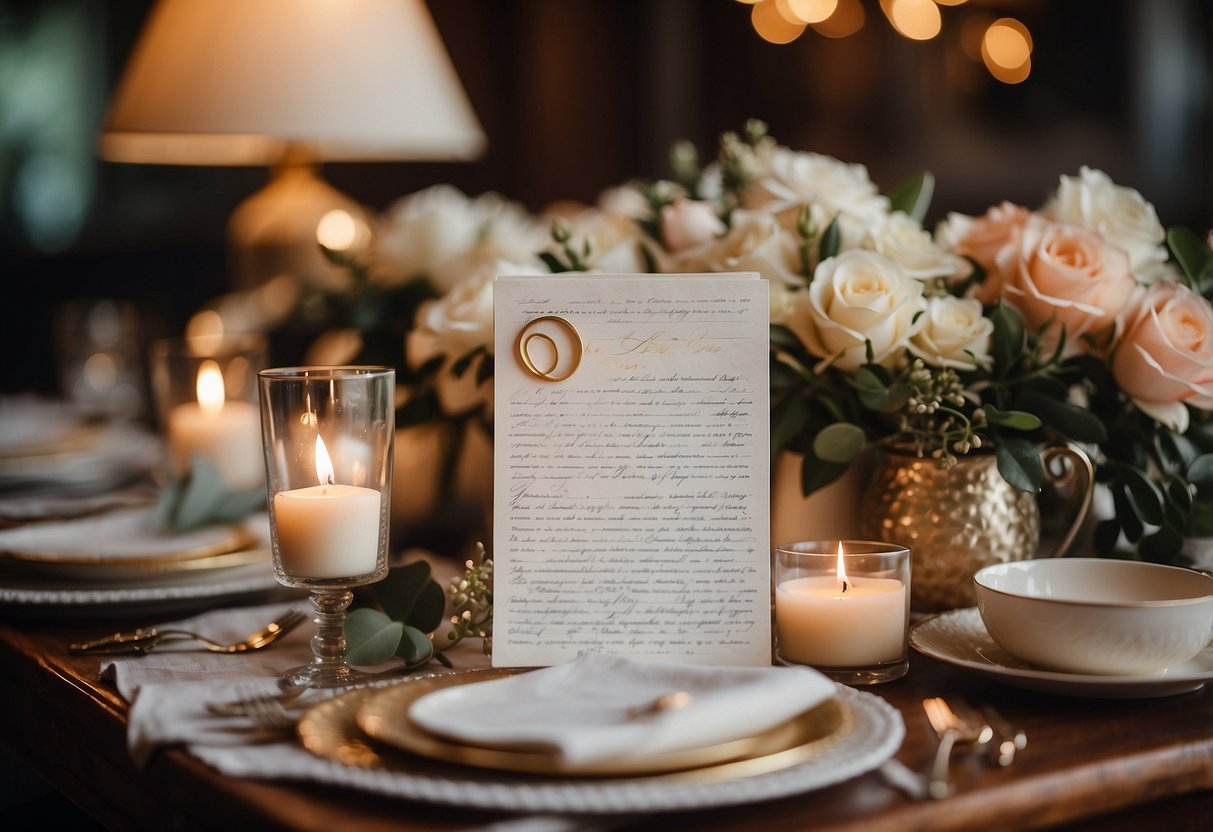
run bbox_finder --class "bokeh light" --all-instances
[812,0,865,38]
[752,0,807,44]
[882,0,942,41]
[777,0,839,25]
[982,17,1033,83]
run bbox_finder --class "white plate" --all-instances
[0,508,269,580]
[0,421,160,490]
[910,607,1213,698]
[248,678,903,814]
[0,559,289,619]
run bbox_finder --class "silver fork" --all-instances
[70,608,308,655]
[232,683,297,740]
[922,696,991,799]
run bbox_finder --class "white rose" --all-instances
[865,211,962,281]
[660,198,725,252]
[596,184,649,220]
[376,186,544,292]
[786,250,927,371]
[1043,166,1168,275]
[909,296,993,370]
[745,147,890,247]
[417,259,539,356]
[669,209,804,286]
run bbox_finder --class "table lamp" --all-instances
[98,0,486,290]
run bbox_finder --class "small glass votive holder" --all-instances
[259,366,394,689]
[774,540,911,685]
[149,335,268,491]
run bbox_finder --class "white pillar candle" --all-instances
[775,576,907,666]
[167,361,263,489]
[272,434,381,579]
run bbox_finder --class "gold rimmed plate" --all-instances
[299,669,851,780]
[0,507,266,581]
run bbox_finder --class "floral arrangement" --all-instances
[309,121,1213,566]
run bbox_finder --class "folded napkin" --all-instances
[410,652,837,766]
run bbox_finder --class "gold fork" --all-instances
[922,696,991,799]
[70,608,308,655]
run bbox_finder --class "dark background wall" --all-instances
[1,0,1210,395]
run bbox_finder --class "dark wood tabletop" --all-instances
[0,611,1210,832]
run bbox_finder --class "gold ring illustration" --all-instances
[515,315,583,382]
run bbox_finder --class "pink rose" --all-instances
[938,202,1031,304]
[1004,220,1135,352]
[1112,282,1213,432]
[660,198,725,252]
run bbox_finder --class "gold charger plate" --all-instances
[300,669,851,781]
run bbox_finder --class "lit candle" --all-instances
[775,542,907,667]
[167,360,263,489]
[272,434,381,579]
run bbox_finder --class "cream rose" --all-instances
[865,211,961,282]
[936,201,1032,304]
[660,198,725,252]
[909,296,993,370]
[1112,282,1213,432]
[1044,166,1168,275]
[1004,220,1135,351]
[669,209,804,286]
[787,250,927,371]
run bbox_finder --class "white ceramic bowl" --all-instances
[973,558,1213,676]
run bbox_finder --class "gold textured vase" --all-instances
[859,445,1093,612]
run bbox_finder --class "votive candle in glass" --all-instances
[774,540,911,685]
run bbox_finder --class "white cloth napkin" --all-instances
[410,652,837,766]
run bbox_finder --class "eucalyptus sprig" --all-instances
[343,560,447,668]
[154,456,264,533]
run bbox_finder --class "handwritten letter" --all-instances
[493,274,770,666]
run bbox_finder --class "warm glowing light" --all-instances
[314,434,335,485]
[883,0,941,41]
[812,0,865,38]
[836,541,850,592]
[734,0,763,4]
[983,18,1033,68]
[752,0,806,44]
[933,0,968,5]
[316,209,360,251]
[196,360,225,416]
[777,0,837,24]
[982,18,1032,84]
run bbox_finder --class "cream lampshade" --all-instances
[99,0,486,290]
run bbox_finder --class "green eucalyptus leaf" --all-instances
[1168,480,1194,515]
[1140,525,1184,563]
[801,451,847,496]
[1112,485,1144,543]
[395,624,435,666]
[1191,502,1213,537]
[772,394,809,454]
[152,478,185,529]
[885,171,935,222]
[174,456,227,531]
[994,435,1043,492]
[1187,454,1213,487]
[769,324,810,359]
[1014,391,1107,442]
[812,423,865,464]
[983,405,1042,432]
[408,579,447,633]
[373,560,435,624]
[818,216,841,262]
[476,352,495,385]
[211,488,267,523]
[1166,227,1212,287]
[537,252,568,273]
[989,303,1025,376]
[344,608,403,665]
[1115,464,1165,527]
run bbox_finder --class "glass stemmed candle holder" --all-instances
[149,334,268,491]
[774,540,911,685]
[259,366,394,689]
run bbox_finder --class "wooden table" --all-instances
[0,613,1210,832]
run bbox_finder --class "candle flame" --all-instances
[314,434,335,486]
[196,360,225,416]
[836,541,850,593]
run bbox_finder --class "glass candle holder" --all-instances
[259,366,393,689]
[149,335,268,490]
[774,540,911,685]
